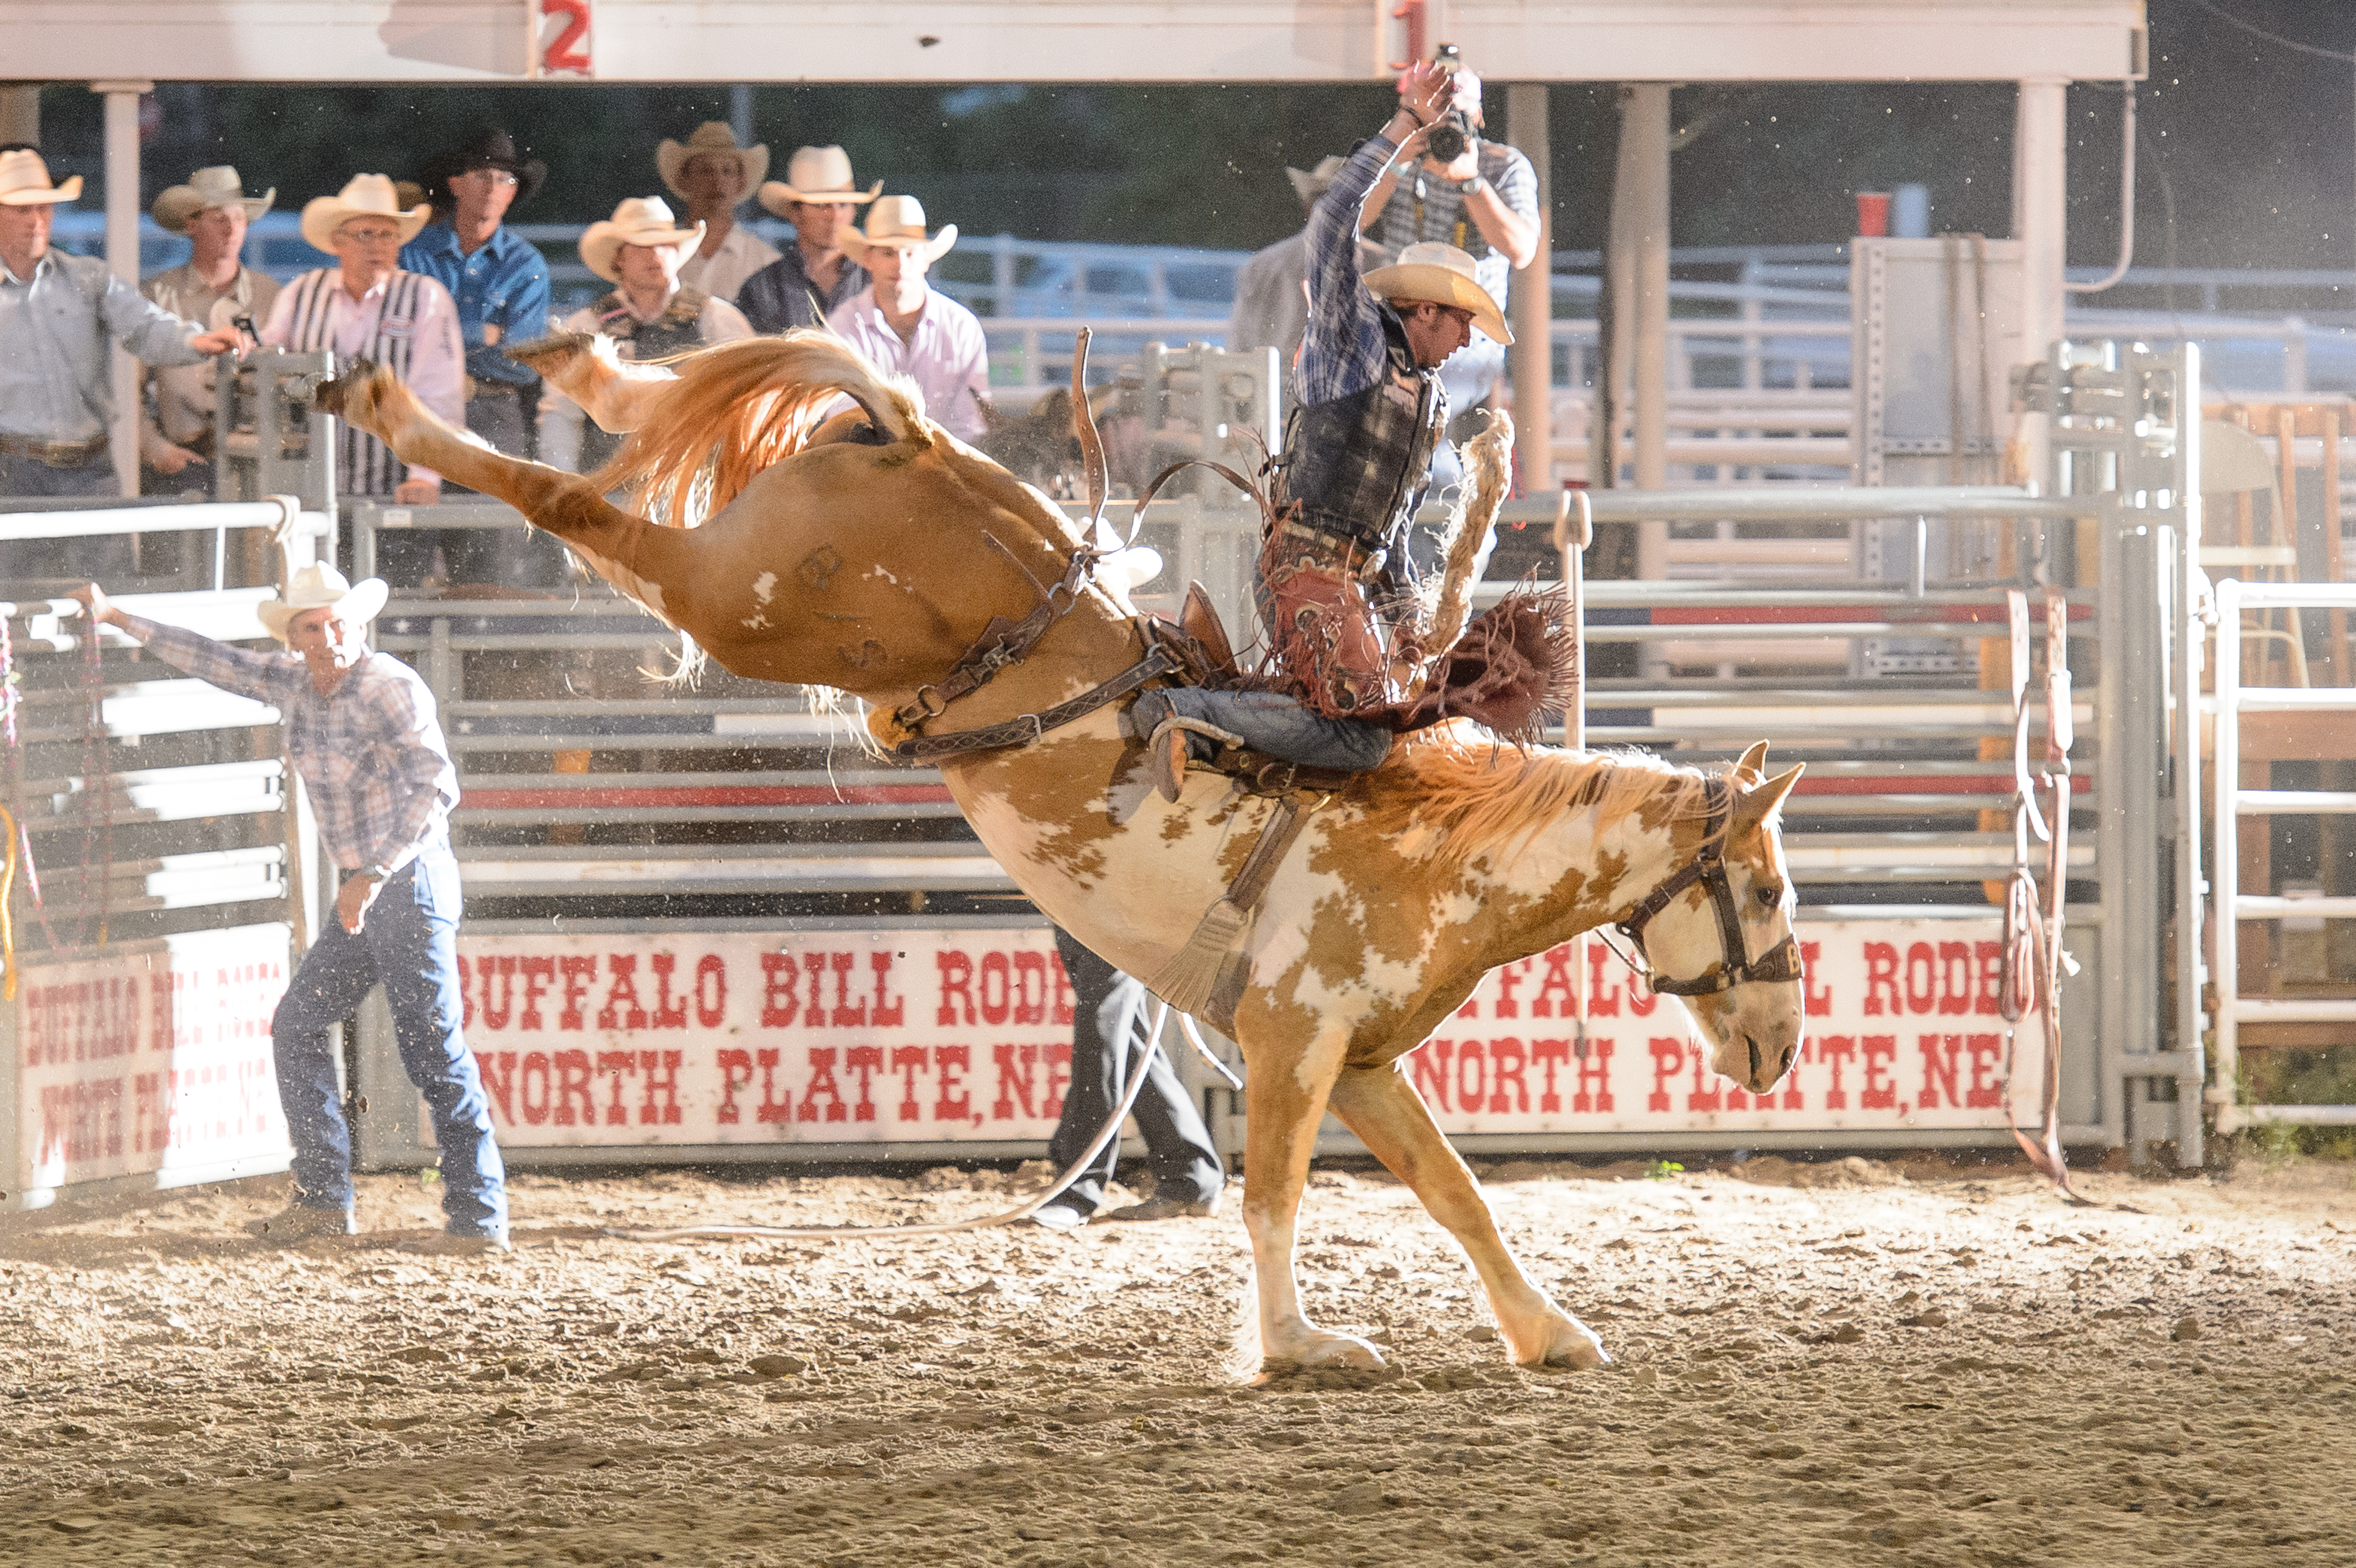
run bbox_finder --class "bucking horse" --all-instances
[316,330,1807,1377]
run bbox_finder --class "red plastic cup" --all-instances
[1855,191,1891,238]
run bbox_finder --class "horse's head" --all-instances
[1620,742,1805,1096]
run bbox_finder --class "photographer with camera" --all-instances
[1359,50,1537,507]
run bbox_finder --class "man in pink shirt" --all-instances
[261,175,465,505]
[828,197,991,442]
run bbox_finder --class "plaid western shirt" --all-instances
[123,614,459,873]
[1296,132,1414,409]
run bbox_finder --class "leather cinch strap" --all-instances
[1616,780,1804,997]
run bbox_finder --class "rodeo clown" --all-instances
[75,567,511,1253]
[1129,59,1512,794]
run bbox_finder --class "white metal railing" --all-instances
[2209,578,2356,1133]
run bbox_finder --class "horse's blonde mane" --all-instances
[1365,721,1728,869]
[592,331,926,530]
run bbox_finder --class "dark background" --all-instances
[19,1,2356,268]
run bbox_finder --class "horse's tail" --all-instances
[591,331,927,530]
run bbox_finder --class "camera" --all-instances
[1422,43,1477,163]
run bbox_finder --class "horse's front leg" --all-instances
[1327,1061,1608,1369]
[1238,1021,1383,1377]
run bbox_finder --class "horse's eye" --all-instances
[1755,885,1784,909]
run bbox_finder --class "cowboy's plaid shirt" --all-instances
[123,614,458,873]
[1296,132,1415,408]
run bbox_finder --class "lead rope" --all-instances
[609,1000,1178,1242]
[1999,588,2088,1204]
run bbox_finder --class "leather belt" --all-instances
[1271,516,1389,582]
[0,433,108,468]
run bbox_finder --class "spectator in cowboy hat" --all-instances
[657,122,779,304]
[829,196,991,442]
[140,165,281,496]
[77,565,509,1253]
[0,147,241,578]
[540,196,752,473]
[260,174,465,518]
[736,144,881,335]
[400,128,552,467]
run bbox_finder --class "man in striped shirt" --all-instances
[261,175,465,509]
[76,564,509,1252]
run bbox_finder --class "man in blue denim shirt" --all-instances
[401,129,561,584]
[77,566,511,1253]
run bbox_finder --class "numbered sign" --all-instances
[531,0,593,79]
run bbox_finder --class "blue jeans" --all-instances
[270,851,507,1237]
[1047,928,1224,1214]
[1157,688,1395,774]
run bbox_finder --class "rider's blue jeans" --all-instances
[1157,688,1395,773]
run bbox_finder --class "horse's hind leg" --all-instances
[1326,1062,1609,1369]
[1238,1025,1383,1377]
[317,363,651,572]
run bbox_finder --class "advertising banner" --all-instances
[13,924,292,1194]
[448,920,2038,1147]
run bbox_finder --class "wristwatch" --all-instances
[1455,174,1487,196]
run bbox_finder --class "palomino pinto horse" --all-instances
[318,334,1807,1375]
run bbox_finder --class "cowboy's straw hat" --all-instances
[578,196,706,284]
[300,174,432,253]
[258,563,389,643]
[1362,241,1511,345]
[1284,155,1347,210]
[152,166,275,233]
[755,145,882,217]
[655,123,768,202]
[0,149,81,207]
[836,196,956,264]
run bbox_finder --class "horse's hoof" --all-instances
[1519,1317,1611,1370]
[506,330,592,370]
[1279,1333,1385,1372]
[313,358,379,418]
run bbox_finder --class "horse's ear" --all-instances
[1732,740,1770,788]
[1733,763,1804,830]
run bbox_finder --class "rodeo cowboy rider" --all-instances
[1129,60,1512,796]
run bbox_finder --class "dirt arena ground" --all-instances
[2,1152,2352,1567]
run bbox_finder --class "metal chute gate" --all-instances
[1,336,2298,1203]
[1,495,335,1209]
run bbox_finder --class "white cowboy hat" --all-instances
[836,195,957,264]
[1284,155,1347,210]
[300,174,432,253]
[755,145,882,217]
[578,196,707,284]
[1362,241,1512,345]
[0,149,81,206]
[152,166,275,233]
[655,123,769,202]
[258,563,389,643]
